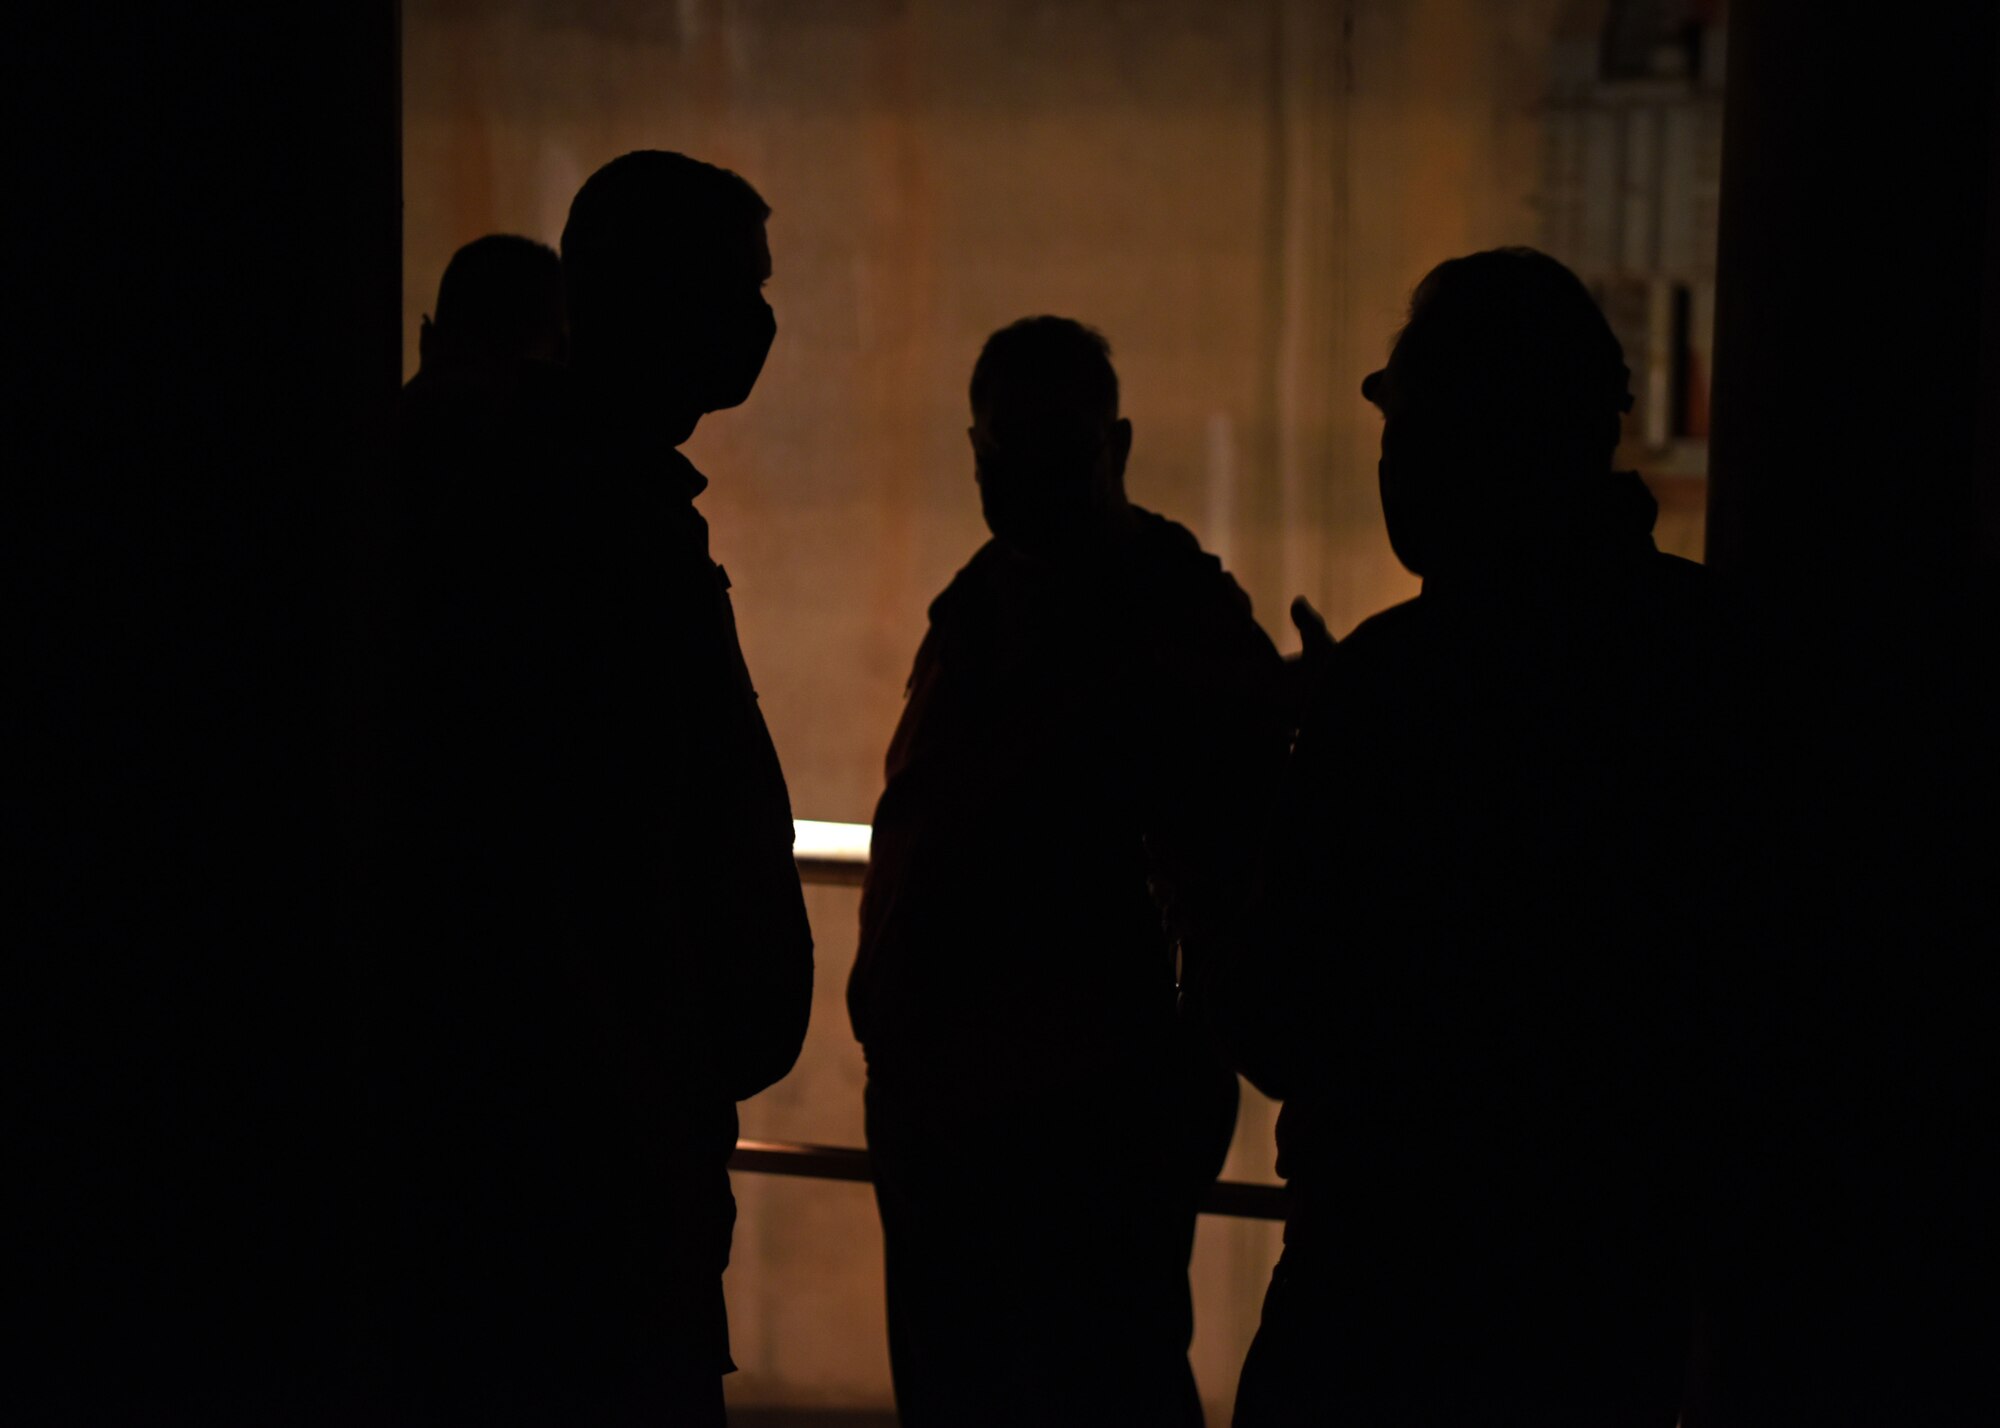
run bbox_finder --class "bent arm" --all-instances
[696,725,815,1103]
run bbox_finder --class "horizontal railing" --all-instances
[755,821,1290,1223]
[729,1137,1290,1221]
[793,818,872,887]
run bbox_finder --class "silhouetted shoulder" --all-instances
[1342,596,1427,649]
[1126,507,1251,612]
[1642,548,1722,613]
[931,537,1013,606]
[401,352,568,420]
[399,360,575,541]
[1650,549,1708,587]
[908,539,1021,656]
[1129,507,1206,559]
[1336,597,1434,682]
[400,360,571,484]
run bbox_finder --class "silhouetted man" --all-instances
[849,317,1289,1427]
[388,152,812,1426]
[1209,249,1729,1426]
[413,233,568,378]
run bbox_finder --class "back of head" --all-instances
[968,317,1127,556]
[425,234,566,370]
[970,315,1121,435]
[560,150,772,387]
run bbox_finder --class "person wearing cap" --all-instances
[1212,248,1734,1427]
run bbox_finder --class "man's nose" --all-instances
[1362,369,1386,406]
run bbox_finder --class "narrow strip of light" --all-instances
[793,819,873,864]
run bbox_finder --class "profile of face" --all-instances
[1366,250,1632,579]
[970,388,1132,559]
[1368,345,1623,579]
[688,219,776,413]
[1364,350,1484,579]
[592,217,775,417]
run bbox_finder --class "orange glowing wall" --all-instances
[404,1,1575,1415]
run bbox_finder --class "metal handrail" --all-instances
[793,818,872,887]
[764,820,1290,1222]
[729,1137,1290,1221]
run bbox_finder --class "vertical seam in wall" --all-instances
[1258,0,1292,640]
[1327,0,1354,628]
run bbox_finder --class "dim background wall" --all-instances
[404,0,1569,1416]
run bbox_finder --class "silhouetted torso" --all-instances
[853,511,1280,1082]
[850,507,1286,1427]
[384,359,811,1423]
[1224,476,1727,1426]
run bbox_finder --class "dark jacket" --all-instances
[385,361,813,1393]
[1207,474,1735,1416]
[1200,472,1736,1240]
[849,507,1288,1106]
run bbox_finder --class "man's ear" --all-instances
[1108,416,1134,481]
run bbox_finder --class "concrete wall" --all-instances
[403,1,1565,1415]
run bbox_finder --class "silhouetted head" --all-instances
[419,234,567,371]
[969,316,1133,561]
[561,151,774,433]
[1364,247,1634,578]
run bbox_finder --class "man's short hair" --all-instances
[970,316,1120,425]
[432,234,562,356]
[560,150,770,328]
